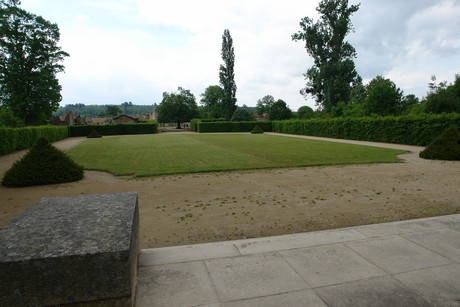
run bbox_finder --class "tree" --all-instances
[200,85,224,118]
[424,75,460,114]
[219,29,237,120]
[157,87,198,128]
[256,95,275,116]
[268,99,292,120]
[297,105,314,119]
[0,106,22,127]
[292,0,360,112]
[0,1,69,125]
[364,76,403,116]
[230,107,255,122]
[106,105,122,116]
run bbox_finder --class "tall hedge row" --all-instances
[272,114,460,146]
[0,126,69,155]
[191,118,227,132]
[69,122,158,137]
[197,121,272,133]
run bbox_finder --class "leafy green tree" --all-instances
[230,107,255,122]
[364,76,403,116]
[256,95,275,116]
[0,106,22,127]
[292,0,360,112]
[297,105,314,119]
[106,105,122,116]
[219,29,237,120]
[0,1,69,125]
[157,87,198,128]
[424,75,460,114]
[200,85,224,118]
[268,99,292,120]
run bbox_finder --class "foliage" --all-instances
[156,87,199,128]
[219,29,237,119]
[105,105,122,116]
[87,129,102,138]
[292,0,360,112]
[364,76,403,116]
[200,85,225,118]
[2,137,83,187]
[0,1,69,125]
[67,134,404,177]
[0,106,22,127]
[197,121,272,133]
[268,99,292,120]
[0,125,68,155]
[297,106,315,119]
[69,122,157,137]
[231,107,255,122]
[256,95,275,116]
[54,103,156,117]
[190,118,227,132]
[423,75,460,114]
[419,126,460,161]
[251,125,264,134]
[272,114,460,146]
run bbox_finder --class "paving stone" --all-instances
[221,289,327,307]
[279,243,386,287]
[234,228,366,255]
[345,236,452,274]
[205,253,308,302]
[315,275,432,307]
[136,261,218,307]
[140,242,240,266]
[395,263,460,307]
[354,218,445,237]
[403,228,460,262]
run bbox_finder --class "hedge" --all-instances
[197,121,272,133]
[191,118,227,132]
[69,122,158,137]
[272,114,460,146]
[0,126,69,156]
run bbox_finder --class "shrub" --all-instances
[251,125,264,134]
[69,122,158,137]
[87,129,102,138]
[2,138,84,187]
[197,121,272,133]
[419,126,460,161]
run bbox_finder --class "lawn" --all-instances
[66,133,407,176]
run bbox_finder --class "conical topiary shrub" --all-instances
[419,126,460,161]
[251,125,264,134]
[87,129,102,138]
[1,138,84,187]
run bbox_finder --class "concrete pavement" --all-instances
[136,214,460,306]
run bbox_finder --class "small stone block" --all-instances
[0,192,139,306]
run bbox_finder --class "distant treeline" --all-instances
[54,103,157,116]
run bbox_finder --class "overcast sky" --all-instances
[20,0,460,111]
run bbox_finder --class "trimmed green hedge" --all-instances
[69,122,158,137]
[0,126,69,156]
[272,114,460,146]
[191,118,227,132]
[197,121,272,133]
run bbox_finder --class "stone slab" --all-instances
[395,263,460,306]
[279,243,386,287]
[221,289,327,307]
[205,253,308,302]
[345,235,452,274]
[0,192,139,306]
[315,275,432,307]
[234,228,366,255]
[354,218,446,238]
[136,261,219,307]
[403,228,460,262]
[140,241,240,266]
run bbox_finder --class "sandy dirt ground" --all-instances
[0,133,459,249]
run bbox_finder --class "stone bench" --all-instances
[0,192,139,306]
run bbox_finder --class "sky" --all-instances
[19,0,460,111]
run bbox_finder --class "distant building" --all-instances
[52,111,81,126]
[113,114,139,124]
[85,116,112,125]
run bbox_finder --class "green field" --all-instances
[67,134,407,176]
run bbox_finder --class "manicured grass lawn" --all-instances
[67,133,407,176]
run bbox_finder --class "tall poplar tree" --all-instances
[0,0,69,125]
[292,0,360,112]
[219,29,237,120]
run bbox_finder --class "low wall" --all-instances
[0,192,139,306]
